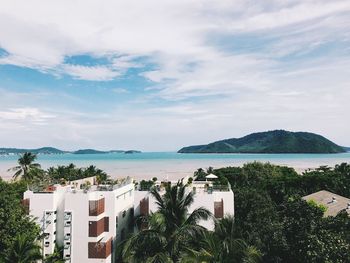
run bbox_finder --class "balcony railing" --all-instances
[89,198,105,216]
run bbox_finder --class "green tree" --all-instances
[194,168,206,181]
[8,152,42,181]
[0,180,40,260]
[3,234,41,263]
[44,245,64,263]
[122,182,212,262]
[183,216,262,263]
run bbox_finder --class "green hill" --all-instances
[178,130,346,154]
[0,147,66,155]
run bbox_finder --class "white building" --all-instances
[23,175,235,262]
[23,178,134,263]
[134,179,234,230]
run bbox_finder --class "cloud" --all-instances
[0,108,55,124]
[0,0,350,149]
[62,64,121,81]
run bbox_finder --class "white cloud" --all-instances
[0,0,350,149]
[62,64,121,81]
[0,108,55,124]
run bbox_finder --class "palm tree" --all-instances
[182,216,262,263]
[3,234,42,263]
[9,152,41,181]
[122,182,212,262]
[44,245,64,263]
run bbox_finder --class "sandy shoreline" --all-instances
[0,158,342,182]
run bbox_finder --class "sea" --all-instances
[1,152,350,181]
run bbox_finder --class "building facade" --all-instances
[134,180,235,230]
[23,176,235,262]
[23,178,134,263]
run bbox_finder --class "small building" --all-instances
[302,190,350,217]
[23,178,134,263]
[134,180,234,230]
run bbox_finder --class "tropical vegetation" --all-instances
[0,178,41,263]
[8,152,41,181]
[206,161,350,262]
[2,152,350,262]
[121,182,261,263]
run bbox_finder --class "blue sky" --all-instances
[0,0,350,151]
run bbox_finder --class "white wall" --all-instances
[24,185,67,256]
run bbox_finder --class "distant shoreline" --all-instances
[1,152,349,181]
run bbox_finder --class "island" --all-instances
[178,130,346,154]
[0,147,141,155]
[124,150,141,154]
[0,147,66,155]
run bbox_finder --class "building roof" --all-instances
[205,173,218,179]
[302,190,350,217]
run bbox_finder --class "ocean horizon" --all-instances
[1,152,349,181]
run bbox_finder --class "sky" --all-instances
[0,0,350,151]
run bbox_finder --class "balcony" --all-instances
[89,217,109,237]
[88,238,112,259]
[89,198,105,216]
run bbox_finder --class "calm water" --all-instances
[1,152,350,180]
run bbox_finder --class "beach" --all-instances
[1,152,349,181]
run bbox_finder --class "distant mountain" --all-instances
[73,149,142,154]
[0,147,142,155]
[124,150,142,154]
[178,130,346,154]
[73,149,108,154]
[343,147,350,152]
[0,147,66,155]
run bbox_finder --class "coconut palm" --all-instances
[182,216,262,263]
[44,245,64,263]
[122,182,212,262]
[3,234,42,263]
[9,152,41,181]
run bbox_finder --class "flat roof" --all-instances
[302,190,350,217]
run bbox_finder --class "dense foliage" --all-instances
[122,182,212,262]
[212,162,350,263]
[178,130,345,153]
[46,163,108,183]
[122,183,261,263]
[0,179,41,263]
